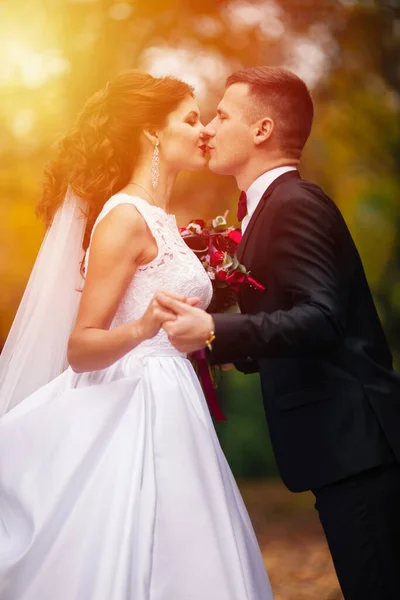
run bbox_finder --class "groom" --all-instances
[157,66,400,598]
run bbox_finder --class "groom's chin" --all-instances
[207,158,226,175]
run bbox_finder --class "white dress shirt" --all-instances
[241,166,297,234]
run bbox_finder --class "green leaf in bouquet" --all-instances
[222,252,234,270]
[231,254,240,270]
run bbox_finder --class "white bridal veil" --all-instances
[0,189,87,417]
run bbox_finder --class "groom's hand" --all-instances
[156,291,214,353]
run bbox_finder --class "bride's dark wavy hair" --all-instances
[36,71,194,250]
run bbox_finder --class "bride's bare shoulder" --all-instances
[88,202,149,270]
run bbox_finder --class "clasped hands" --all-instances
[147,290,234,370]
[152,290,213,354]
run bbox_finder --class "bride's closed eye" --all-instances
[186,115,202,127]
[185,110,200,127]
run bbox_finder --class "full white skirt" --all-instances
[0,348,273,599]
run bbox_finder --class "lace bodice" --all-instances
[85,193,213,352]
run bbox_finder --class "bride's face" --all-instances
[158,96,207,172]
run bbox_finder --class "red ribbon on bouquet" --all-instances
[193,349,227,421]
[216,270,266,293]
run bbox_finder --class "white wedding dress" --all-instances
[0,194,273,600]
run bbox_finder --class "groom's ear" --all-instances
[253,117,274,146]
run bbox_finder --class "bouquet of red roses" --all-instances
[180,211,265,312]
[180,212,265,422]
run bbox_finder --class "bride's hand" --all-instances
[138,297,177,341]
[138,292,200,341]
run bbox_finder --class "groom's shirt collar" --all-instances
[241,166,297,233]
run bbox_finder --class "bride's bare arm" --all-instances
[67,204,175,373]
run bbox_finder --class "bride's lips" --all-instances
[198,144,208,153]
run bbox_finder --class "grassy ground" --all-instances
[238,479,344,600]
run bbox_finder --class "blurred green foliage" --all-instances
[215,369,280,478]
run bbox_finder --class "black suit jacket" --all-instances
[210,171,400,492]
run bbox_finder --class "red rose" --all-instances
[228,229,242,245]
[212,234,230,253]
[210,251,224,268]
[216,270,228,282]
[182,231,209,256]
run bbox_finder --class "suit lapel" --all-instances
[237,170,301,263]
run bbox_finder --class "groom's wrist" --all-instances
[204,315,215,351]
[207,312,247,364]
[205,330,216,351]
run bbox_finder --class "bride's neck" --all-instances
[126,160,176,212]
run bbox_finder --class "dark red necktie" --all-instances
[237,190,247,222]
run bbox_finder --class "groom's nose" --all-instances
[201,122,216,139]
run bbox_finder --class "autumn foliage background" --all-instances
[1,0,399,597]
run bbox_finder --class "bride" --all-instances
[0,70,273,600]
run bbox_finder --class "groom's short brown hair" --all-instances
[226,66,314,159]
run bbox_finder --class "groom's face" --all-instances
[204,83,256,177]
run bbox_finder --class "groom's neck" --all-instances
[236,155,300,192]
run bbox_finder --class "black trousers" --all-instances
[312,463,400,599]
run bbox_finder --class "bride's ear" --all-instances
[143,129,159,148]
